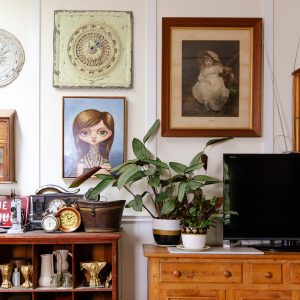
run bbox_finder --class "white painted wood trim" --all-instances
[263,0,274,152]
[29,0,41,186]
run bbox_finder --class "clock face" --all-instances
[48,198,66,213]
[57,207,81,232]
[41,215,60,232]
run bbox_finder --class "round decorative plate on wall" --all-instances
[0,29,25,86]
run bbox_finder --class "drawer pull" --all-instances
[172,270,181,277]
[223,270,232,278]
[264,272,273,279]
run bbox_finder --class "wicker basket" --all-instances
[77,199,125,232]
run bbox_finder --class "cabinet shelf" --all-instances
[0,231,121,300]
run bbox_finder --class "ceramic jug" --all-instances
[54,249,72,273]
[38,254,54,287]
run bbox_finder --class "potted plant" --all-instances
[69,120,231,245]
[179,189,237,250]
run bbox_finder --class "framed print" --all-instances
[54,10,133,88]
[63,96,126,179]
[161,18,262,137]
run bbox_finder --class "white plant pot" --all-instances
[181,229,207,249]
[152,219,181,246]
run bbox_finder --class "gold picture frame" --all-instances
[161,17,263,137]
[54,10,133,88]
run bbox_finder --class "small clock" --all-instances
[41,214,60,233]
[57,206,81,232]
[48,198,66,213]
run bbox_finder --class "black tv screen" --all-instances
[223,153,300,241]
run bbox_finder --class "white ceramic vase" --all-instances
[181,227,207,249]
[152,219,181,246]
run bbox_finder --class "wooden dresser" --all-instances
[143,244,300,300]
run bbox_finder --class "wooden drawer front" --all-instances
[290,263,300,283]
[160,262,242,283]
[250,263,282,283]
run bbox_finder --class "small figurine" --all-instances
[104,271,112,288]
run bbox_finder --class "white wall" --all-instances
[1,0,299,299]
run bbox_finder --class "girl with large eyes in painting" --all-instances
[73,109,114,176]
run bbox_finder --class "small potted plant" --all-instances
[178,188,237,250]
[70,120,231,245]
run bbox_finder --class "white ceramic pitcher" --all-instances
[54,250,72,273]
[38,254,54,287]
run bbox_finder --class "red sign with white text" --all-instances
[0,196,29,227]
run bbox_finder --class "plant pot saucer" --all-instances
[176,245,210,252]
[153,242,179,248]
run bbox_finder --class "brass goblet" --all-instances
[21,265,33,288]
[0,263,13,288]
[81,261,106,287]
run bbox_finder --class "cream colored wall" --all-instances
[0,0,299,299]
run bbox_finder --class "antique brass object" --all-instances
[81,261,107,287]
[21,265,33,288]
[0,264,13,288]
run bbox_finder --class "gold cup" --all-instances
[81,261,106,287]
[0,263,13,288]
[21,265,33,288]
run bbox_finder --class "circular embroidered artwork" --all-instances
[0,29,25,86]
[67,24,120,77]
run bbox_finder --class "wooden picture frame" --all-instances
[62,96,126,179]
[161,17,263,137]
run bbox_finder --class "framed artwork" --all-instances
[62,96,126,179]
[161,18,262,137]
[54,10,133,88]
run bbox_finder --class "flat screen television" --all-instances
[223,153,300,250]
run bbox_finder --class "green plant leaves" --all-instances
[132,138,151,160]
[143,119,160,143]
[85,177,115,199]
[177,182,186,202]
[117,164,140,189]
[205,137,233,147]
[169,162,188,173]
[193,175,220,184]
[125,194,143,211]
[160,198,177,215]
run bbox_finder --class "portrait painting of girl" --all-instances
[63,97,126,178]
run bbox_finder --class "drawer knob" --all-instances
[223,270,232,278]
[173,270,181,277]
[264,272,273,279]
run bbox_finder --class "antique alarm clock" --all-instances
[57,205,81,232]
[29,185,83,229]
[41,213,61,233]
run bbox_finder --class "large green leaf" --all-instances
[68,166,101,188]
[143,166,156,176]
[189,152,202,167]
[94,174,115,180]
[205,137,232,147]
[160,198,176,215]
[184,163,204,173]
[143,119,160,143]
[132,138,151,160]
[117,164,140,189]
[143,158,168,169]
[85,177,115,199]
[127,170,146,184]
[177,182,186,202]
[156,187,174,202]
[111,159,138,173]
[125,195,143,211]
[193,175,220,184]
[169,162,187,173]
[148,176,160,188]
[185,180,203,192]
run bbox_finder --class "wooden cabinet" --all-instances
[0,231,121,300]
[143,244,300,300]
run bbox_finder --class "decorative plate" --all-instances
[0,29,25,86]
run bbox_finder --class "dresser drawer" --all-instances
[290,263,300,283]
[250,263,282,283]
[160,262,242,283]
